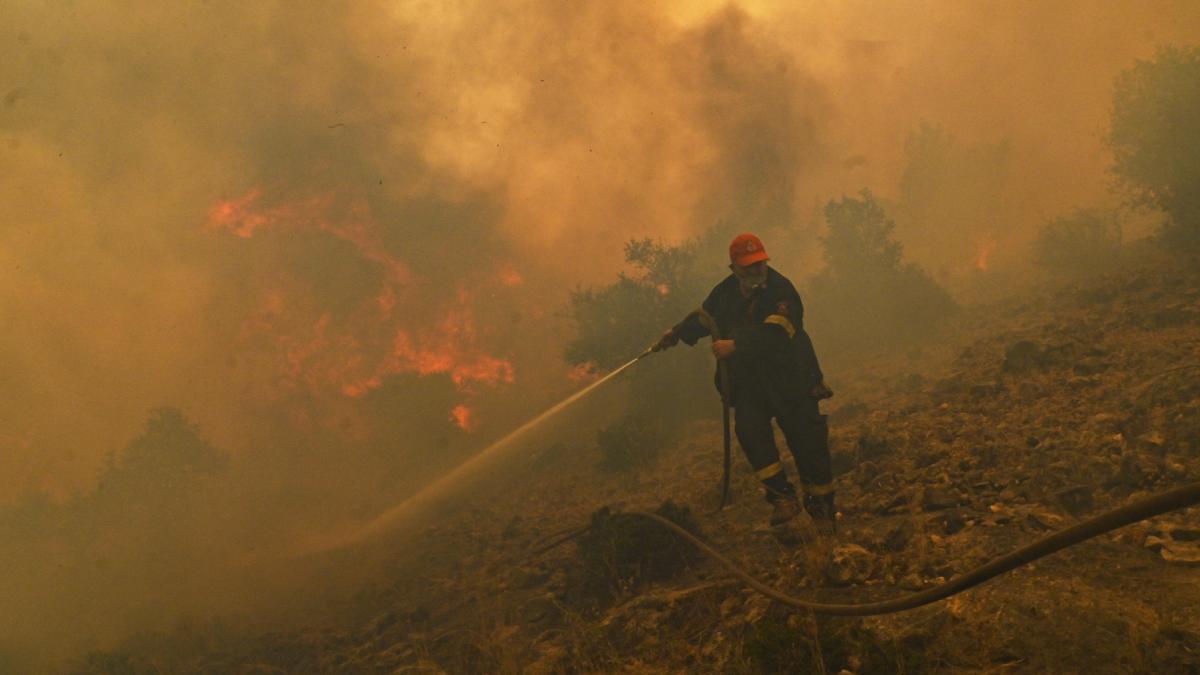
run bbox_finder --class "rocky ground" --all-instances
[75,260,1200,674]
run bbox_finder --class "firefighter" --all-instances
[653,233,836,531]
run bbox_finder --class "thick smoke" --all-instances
[5,0,1197,496]
[2,0,1198,667]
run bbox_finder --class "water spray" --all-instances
[301,347,657,553]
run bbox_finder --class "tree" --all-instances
[1109,46,1200,250]
[1031,209,1122,276]
[896,122,1011,272]
[565,232,727,426]
[565,237,709,370]
[95,407,226,498]
[809,190,956,350]
[821,190,903,278]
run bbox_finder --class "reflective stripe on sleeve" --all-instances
[763,314,796,338]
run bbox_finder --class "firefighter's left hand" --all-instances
[712,339,736,360]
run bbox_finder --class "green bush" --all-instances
[566,231,732,425]
[595,413,671,472]
[1031,209,1122,276]
[1109,46,1200,251]
[808,190,957,351]
[566,237,713,371]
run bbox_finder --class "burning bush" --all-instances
[1031,209,1123,277]
[808,190,957,351]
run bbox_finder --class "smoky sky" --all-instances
[2,0,1198,498]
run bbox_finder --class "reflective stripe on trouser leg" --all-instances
[776,397,833,486]
[802,481,836,496]
[735,398,796,502]
[755,462,782,480]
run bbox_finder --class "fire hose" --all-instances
[586,482,1200,616]
[530,338,1200,616]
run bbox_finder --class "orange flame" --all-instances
[207,188,410,284]
[207,187,515,428]
[449,404,475,431]
[496,264,524,287]
[567,361,601,384]
[975,239,996,272]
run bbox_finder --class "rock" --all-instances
[1040,342,1077,367]
[1159,542,1200,566]
[1027,510,1066,530]
[856,433,892,461]
[1136,431,1166,450]
[856,460,882,487]
[1017,381,1042,398]
[525,644,567,675]
[1067,375,1101,390]
[514,566,551,589]
[1107,454,1162,490]
[718,596,739,618]
[973,445,1001,469]
[1165,456,1189,477]
[986,503,1013,525]
[931,510,967,535]
[1088,413,1122,433]
[892,373,926,394]
[1170,525,1200,542]
[970,381,1004,398]
[1144,535,1170,551]
[874,493,909,515]
[520,594,562,627]
[826,544,875,586]
[831,449,857,476]
[1002,340,1043,374]
[921,486,961,511]
[1149,307,1198,328]
[933,374,966,397]
[1072,357,1110,376]
[882,521,915,551]
[830,400,869,423]
[501,516,523,539]
[913,452,939,469]
[1053,485,1094,516]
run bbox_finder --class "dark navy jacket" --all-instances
[673,267,823,410]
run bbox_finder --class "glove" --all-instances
[652,328,680,352]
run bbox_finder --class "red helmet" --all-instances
[729,233,769,267]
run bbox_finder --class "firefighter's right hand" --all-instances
[652,329,680,352]
[811,380,834,400]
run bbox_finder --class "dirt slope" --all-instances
[75,261,1200,674]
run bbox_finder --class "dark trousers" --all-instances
[734,396,832,502]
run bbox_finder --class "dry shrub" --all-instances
[566,501,702,609]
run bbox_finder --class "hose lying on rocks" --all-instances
[615,481,1200,616]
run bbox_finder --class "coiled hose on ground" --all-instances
[613,481,1200,616]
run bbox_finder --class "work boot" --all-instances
[769,496,800,527]
[803,493,837,535]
